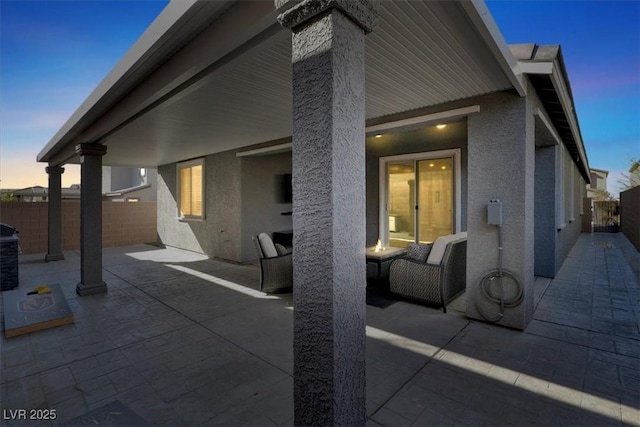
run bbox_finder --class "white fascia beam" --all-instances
[460,0,527,97]
[365,105,480,135]
[236,106,482,156]
[47,144,80,167]
[38,0,278,164]
[38,0,202,163]
[76,1,279,145]
[519,62,554,75]
[236,143,293,157]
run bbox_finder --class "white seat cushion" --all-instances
[426,234,459,265]
[258,233,278,258]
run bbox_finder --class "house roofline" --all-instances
[512,44,591,182]
[460,0,526,97]
[37,1,225,165]
[590,167,609,175]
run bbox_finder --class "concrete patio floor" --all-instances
[1,233,638,426]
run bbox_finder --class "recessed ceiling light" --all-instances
[429,163,435,167]
[441,166,446,170]
[375,134,382,138]
[436,124,447,129]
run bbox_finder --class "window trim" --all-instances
[378,148,461,246]
[177,158,205,220]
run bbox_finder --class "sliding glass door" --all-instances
[388,162,416,247]
[417,158,452,244]
[383,151,457,248]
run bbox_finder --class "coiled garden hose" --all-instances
[476,225,523,323]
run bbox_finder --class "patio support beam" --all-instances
[45,165,65,262]
[276,0,378,425]
[75,143,108,296]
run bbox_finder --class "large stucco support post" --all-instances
[465,94,535,330]
[276,0,378,424]
[75,143,107,296]
[45,165,65,262]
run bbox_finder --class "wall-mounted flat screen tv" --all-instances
[276,173,292,204]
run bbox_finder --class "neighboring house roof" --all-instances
[62,188,81,199]
[11,186,81,199]
[590,167,609,176]
[12,186,48,196]
[36,0,588,183]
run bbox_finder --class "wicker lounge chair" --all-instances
[253,233,293,293]
[389,233,467,312]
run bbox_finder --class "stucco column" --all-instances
[75,143,107,296]
[466,94,535,329]
[45,165,65,262]
[276,0,378,425]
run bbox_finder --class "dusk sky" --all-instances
[1,1,638,194]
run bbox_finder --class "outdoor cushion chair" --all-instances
[253,233,293,293]
[389,232,467,312]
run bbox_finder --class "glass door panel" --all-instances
[387,162,415,248]
[417,158,453,243]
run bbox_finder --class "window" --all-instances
[178,159,204,219]
[379,149,461,247]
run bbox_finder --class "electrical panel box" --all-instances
[487,199,503,225]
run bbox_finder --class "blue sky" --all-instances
[488,0,640,193]
[1,0,169,188]
[1,1,639,194]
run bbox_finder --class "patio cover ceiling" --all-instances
[38,0,525,168]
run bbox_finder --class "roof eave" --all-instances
[460,0,526,97]
[519,57,591,182]
[37,0,205,164]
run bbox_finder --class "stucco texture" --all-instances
[465,91,535,330]
[290,9,367,425]
[157,151,242,261]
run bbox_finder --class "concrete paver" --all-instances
[0,233,638,426]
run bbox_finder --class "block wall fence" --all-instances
[620,186,640,252]
[0,202,157,254]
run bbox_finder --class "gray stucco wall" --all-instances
[157,151,242,261]
[465,90,535,329]
[240,152,293,261]
[530,84,586,279]
[534,145,557,277]
[155,87,587,288]
[555,152,585,268]
[365,122,468,245]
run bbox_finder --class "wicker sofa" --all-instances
[389,232,467,312]
[253,233,293,293]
